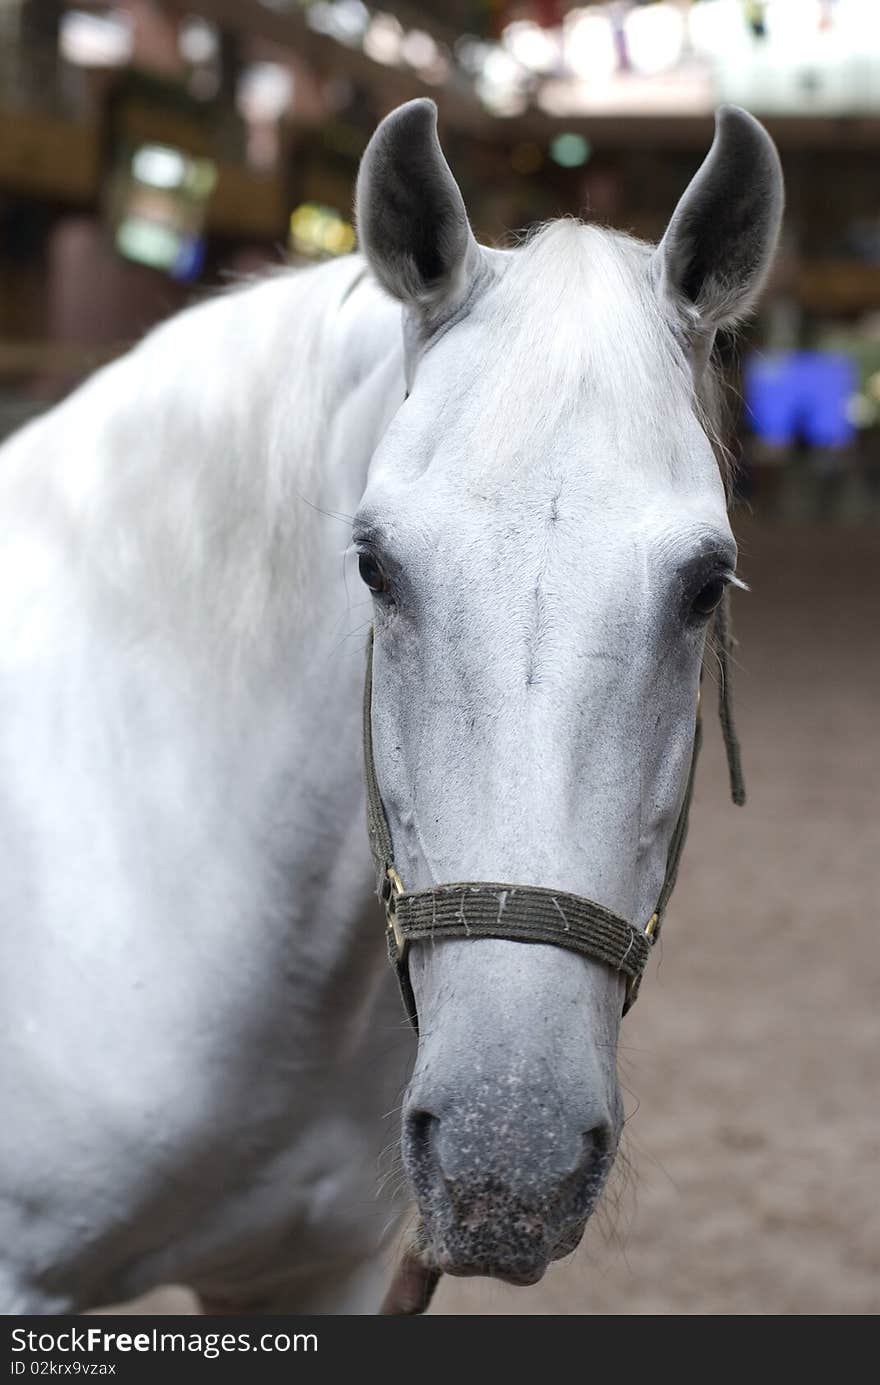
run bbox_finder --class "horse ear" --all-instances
[654,106,783,333]
[355,99,481,318]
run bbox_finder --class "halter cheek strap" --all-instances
[363,598,743,1033]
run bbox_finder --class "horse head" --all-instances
[355,100,782,1287]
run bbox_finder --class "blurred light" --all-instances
[401,29,438,70]
[845,393,874,427]
[510,141,543,175]
[363,13,404,66]
[502,20,558,74]
[290,204,356,259]
[130,144,217,197]
[477,48,529,117]
[455,35,492,75]
[179,17,218,66]
[688,0,751,59]
[419,50,451,86]
[835,0,880,49]
[765,0,824,49]
[550,132,591,168]
[323,219,356,254]
[307,0,369,47]
[116,218,179,271]
[116,215,206,281]
[237,62,294,121]
[564,9,617,83]
[537,81,576,117]
[185,160,218,199]
[60,9,132,67]
[132,145,187,191]
[625,3,686,77]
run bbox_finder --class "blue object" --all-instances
[171,234,206,283]
[744,351,857,448]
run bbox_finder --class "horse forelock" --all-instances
[455,220,732,497]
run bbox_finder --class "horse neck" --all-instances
[3,258,405,1032]
[13,257,403,685]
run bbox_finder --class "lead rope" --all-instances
[714,589,746,807]
[363,630,395,892]
[632,594,745,944]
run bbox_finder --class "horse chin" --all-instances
[432,1241,552,1287]
[442,1259,548,1288]
[416,1202,592,1289]
[550,1218,590,1264]
[425,1226,590,1287]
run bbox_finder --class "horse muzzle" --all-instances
[402,1089,617,1285]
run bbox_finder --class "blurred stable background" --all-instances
[1,0,878,1316]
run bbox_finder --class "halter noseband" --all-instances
[363,603,743,1032]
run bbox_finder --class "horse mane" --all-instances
[694,348,737,504]
[0,255,369,677]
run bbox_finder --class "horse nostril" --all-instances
[404,1108,439,1175]
[581,1121,613,1164]
[556,1121,615,1213]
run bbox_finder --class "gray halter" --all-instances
[363,598,744,1032]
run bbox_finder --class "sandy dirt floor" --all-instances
[101,520,880,1316]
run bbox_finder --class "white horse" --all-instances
[0,100,782,1314]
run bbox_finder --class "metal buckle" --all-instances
[645,912,659,940]
[383,866,406,958]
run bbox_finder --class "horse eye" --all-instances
[692,577,726,617]
[358,551,387,594]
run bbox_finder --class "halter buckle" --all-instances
[383,866,406,959]
[645,912,659,940]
